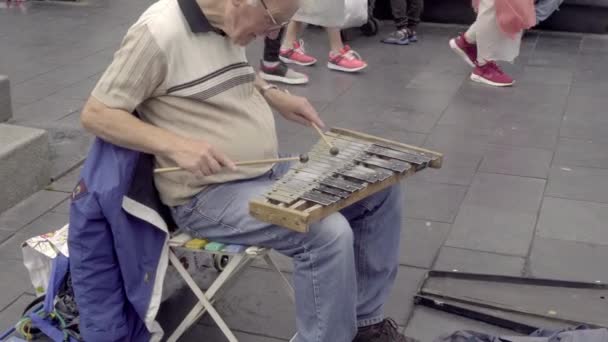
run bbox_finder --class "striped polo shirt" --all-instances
[91,0,279,206]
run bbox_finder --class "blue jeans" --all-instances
[171,161,403,342]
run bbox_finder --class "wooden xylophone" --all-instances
[249,127,443,232]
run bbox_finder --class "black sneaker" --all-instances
[259,60,308,85]
[353,319,419,342]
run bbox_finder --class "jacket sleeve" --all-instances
[68,191,130,342]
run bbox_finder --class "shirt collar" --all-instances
[178,0,225,35]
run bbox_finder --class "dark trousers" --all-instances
[263,27,285,62]
[391,0,424,30]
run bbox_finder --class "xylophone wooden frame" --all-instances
[249,127,443,233]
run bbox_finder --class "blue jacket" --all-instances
[68,137,173,342]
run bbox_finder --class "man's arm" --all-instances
[81,97,235,176]
[82,97,179,157]
[254,74,325,128]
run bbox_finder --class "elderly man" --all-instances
[78,0,411,341]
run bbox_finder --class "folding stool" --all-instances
[166,233,295,342]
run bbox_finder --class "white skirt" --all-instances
[466,0,523,63]
[292,0,346,28]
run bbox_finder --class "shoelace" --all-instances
[294,39,307,54]
[485,61,505,74]
[342,46,362,61]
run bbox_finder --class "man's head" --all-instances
[224,0,299,45]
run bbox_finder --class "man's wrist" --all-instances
[259,84,281,98]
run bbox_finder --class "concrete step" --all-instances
[0,124,50,213]
[0,75,12,122]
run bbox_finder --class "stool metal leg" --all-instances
[263,254,295,303]
[167,250,239,342]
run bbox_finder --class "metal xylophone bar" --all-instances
[265,136,433,207]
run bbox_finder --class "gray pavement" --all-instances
[2,0,608,341]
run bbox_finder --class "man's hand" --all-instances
[167,137,237,177]
[266,89,325,128]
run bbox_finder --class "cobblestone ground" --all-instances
[2,0,608,340]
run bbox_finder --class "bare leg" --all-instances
[282,20,305,48]
[326,27,344,53]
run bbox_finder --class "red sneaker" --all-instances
[471,61,514,87]
[279,40,317,66]
[327,45,367,73]
[449,33,478,67]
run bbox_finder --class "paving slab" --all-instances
[565,92,608,119]
[0,211,69,261]
[437,114,561,151]
[198,267,296,340]
[0,230,11,245]
[0,190,68,232]
[0,293,36,333]
[406,69,466,92]
[554,137,608,169]
[516,66,574,86]
[400,219,451,268]
[580,35,608,52]
[332,100,441,135]
[445,173,545,256]
[560,113,608,143]
[50,199,71,215]
[527,50,579,69]
[433,247,525,277]
[459,173,546,215]
[404,307,521,342]
[0,259,35,311]
[12,96,84,125]
[424,125,497,158]
[536,196,608,245]
[445,204,537,256]
[479,145,553,179]
[546,165,608,204]
[47,166,82,193]
[52,74,100,101]
[282,67,357,105]
[183,324,288,342]
[529,237,608,283]
[383,266,428,326]
[403,181,468,223]
[412,150,479,186]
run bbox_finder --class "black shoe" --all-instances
[259,60,308,85]
[353,319,419,342]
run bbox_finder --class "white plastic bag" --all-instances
[21,224,70,297]
[343,0,369,29]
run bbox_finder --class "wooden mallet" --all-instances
[153,154,309,174]
[311,123,339,156]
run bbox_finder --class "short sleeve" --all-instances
[91,23,167,113]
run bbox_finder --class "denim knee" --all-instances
[305,213,353,251]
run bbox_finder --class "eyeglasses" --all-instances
[259,0,289,30]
